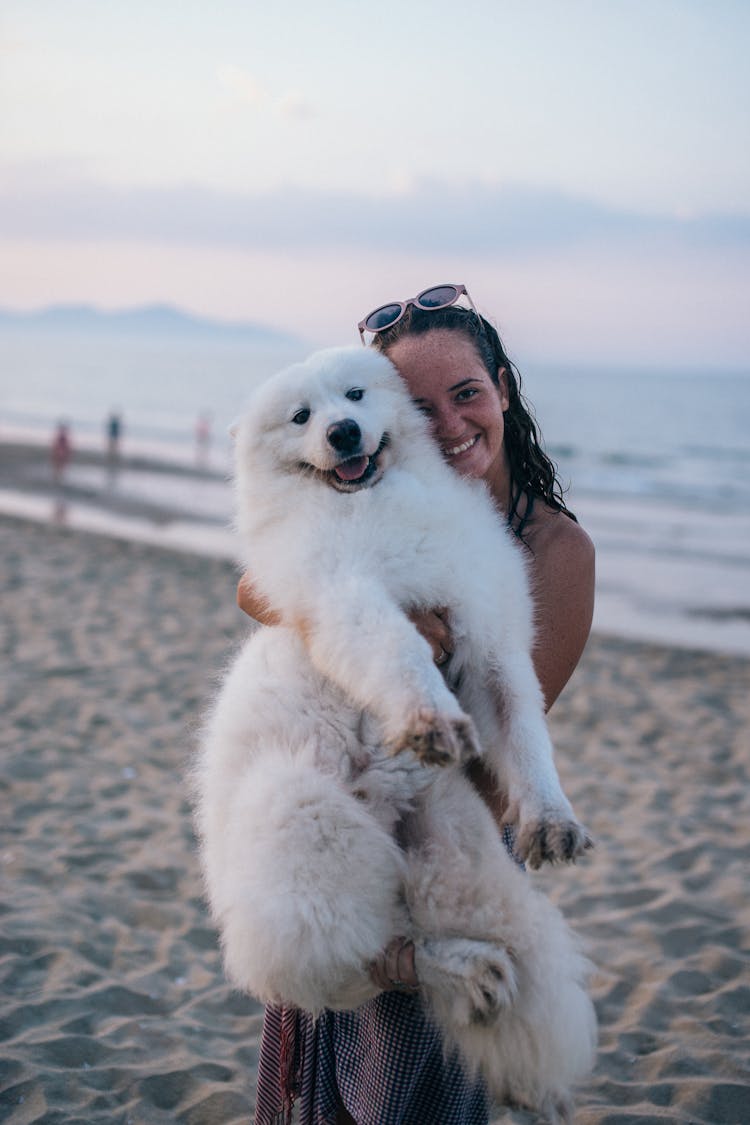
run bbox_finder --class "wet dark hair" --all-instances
[372,304,576,536]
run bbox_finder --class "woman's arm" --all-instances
[237,574,454,663]
[470,514,595,824]
[530,515,595,711]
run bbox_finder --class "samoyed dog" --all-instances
[192,346,596,1121]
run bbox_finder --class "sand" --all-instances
[1,514,749,1124]
[0,440,231,529]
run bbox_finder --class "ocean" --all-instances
[2,330,749,655]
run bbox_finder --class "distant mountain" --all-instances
[0,303,302,346]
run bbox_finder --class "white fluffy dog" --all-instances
[192,346,596,1121]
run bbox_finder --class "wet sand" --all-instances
[0,439,230,528]
[1,515,748,1123]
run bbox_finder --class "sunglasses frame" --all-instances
[358,284,480,344]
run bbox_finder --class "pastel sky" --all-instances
[1,0,748,366]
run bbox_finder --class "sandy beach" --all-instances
[1,513,749,1124]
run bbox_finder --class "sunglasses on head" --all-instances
[358,284,480,344]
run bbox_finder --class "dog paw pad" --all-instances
[391,710,480,767]
[517,815,594,869]
[466,948,518,1025]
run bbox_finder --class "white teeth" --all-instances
[443,436,478,457]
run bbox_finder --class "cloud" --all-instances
[216,64,315,119]
[0,166,748,257]
[278,91,315,119]
[217,63,268,107]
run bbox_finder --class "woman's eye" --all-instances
[346,388,364,402]
[455,387,478,402]
[292,408,310,425]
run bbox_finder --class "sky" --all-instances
[1,0,749,367]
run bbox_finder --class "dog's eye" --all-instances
[345,388,364,402]
[291,408,310,425]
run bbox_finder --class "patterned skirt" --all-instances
[253,826,520,1125]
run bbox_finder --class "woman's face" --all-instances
[386,329,509,484]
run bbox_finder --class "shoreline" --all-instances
[2,514,748,1123]
[3,429,750,657]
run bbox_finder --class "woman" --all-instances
[241,286,595,1125]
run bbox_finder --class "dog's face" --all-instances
[237,347,423,492]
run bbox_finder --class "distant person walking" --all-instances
[50,422,72,484]
[106,411,123,464]
[195,411,212,468]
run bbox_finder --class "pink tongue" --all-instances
[334,455,369,481]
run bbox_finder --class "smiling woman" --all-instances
[371,298,595,712]
[372,299,575,534]
[387,333,510,485]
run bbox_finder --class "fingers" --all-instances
[407,607,454,666]
[368,955,392,992]
[236,572,282,626]
[369,936,419,992]
[431,608,453,663]
[236,573,254,612]
[385,936,416,986]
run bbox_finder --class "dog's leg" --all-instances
[404,775,596,1123]
[301,580,480,766]
[413,929,594,1123]
[471,650,592,867]
[207,752,404,1013]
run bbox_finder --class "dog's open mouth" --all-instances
[327,434,389,492]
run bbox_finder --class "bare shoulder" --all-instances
[530,504,595,576]
[523,505,595,710]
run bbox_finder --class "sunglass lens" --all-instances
[417,285,459,309]
[365,303,403,331]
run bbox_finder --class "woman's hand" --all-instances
[408,607,453,668]
[236,572,282,626]
[369,936,419,993]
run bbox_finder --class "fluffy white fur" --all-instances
[192,346,596,1121]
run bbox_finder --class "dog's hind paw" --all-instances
[515,813,594,870]
[390,710,480,767]
[416,937,518,1029]
[464,945,518,1026]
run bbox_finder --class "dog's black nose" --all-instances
[327,418,361,454]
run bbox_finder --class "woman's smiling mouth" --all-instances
[442,434,479,458]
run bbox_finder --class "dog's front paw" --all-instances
[513,807,593,869]
[390,709,480,767]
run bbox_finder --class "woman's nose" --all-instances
[432,402,462,440]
